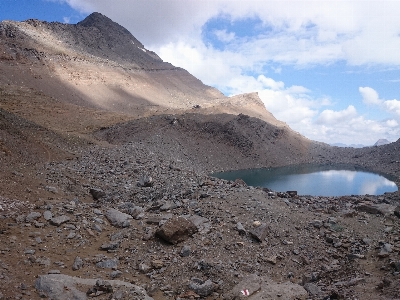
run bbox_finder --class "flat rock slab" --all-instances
[50,215,70,226]
[226,274,307,300]
[226,274,261,299]
[156,216,198,244]
[35,274,153,300]
[356,202,395,216]
[105,208,132,228]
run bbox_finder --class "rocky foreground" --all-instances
[1,139,400,300]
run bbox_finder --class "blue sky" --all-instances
[1,0,400,146]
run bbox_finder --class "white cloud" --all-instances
[359,87,382,105]
[386,119,398,127]
[316,106,358,125]
[213,29,235,42]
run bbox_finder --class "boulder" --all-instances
[89,188,106,200]
[50,215,70,226]
[105,208,132,228]
[225,274,261,299]
[249,223,268,242]
[156,216,198,244]
[188,278,214,297]
[35,274,153,300]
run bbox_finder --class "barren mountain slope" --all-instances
[0,12,292,128]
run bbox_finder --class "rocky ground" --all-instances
[1,135,400,299]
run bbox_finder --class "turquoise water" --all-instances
[212,164,398,196]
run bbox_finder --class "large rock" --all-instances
[188,278,214,297]
[249,223,269,242]
[105,208,132,228]
[253,278,308,300]
[89,188,106,200]
[225,274,261,299]
[156,216,198,244]
[35,274,153,300]
[225,274,307,300]
[50,215,70,226]
[356,202,395,216]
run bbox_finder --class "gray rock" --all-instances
[156,216,198,244]
[309,220,323,228]
[249,223,268,242]
[236,222,246,235]
[394,206,400,218]
[187,215,211,234]
[26,212,41,223]
[225,273,261,299]
[43,210,53,221]
[110,270,123,279]
[50,215,70,226]
[105,209,132,228]
[378,243,392,258]
[35,274,153,300]
[93,223,102,232]
[101,241,120,251]
[188,278,214,297]
[72,256,83,271]
[90,188,106,200]
[96,259,118,269]
[304,283,321,296]
[45,186,58,194]
[67,231,76,239]
[356,202,395,216]
[137,175,153,187]
[180,245,191,257]
[241,276,307,300]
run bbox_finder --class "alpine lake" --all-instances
[212,164,398,196]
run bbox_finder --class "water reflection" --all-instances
[212,164,398,196]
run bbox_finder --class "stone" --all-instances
[180,245,191,257]
[394,206,400,218]
[309,220,323,228]
[156,216,198,244]
[248,276,307,300]
[67,231,76,239]
[89,188,106,200]
[187,215,211,234]
[43,210,53,221]
[127,206,144,219]
[304,283,321,296]
[50,215,70,226]
[151,260,164,269]
[96,259,118,269]
[249,223,268,242]
[138,263,151,273]
[105,209,132,228]
[137,175,153,187]
[35,274,153,300]
[225,273,261,299]
[100,241,120,251]
[236,222,246,235]
[356,202,395,216]
[378,243,392,258]
[110,270,123,279]
[26,212,41,223]
[188,278,214,297]
[72,256,83,271]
